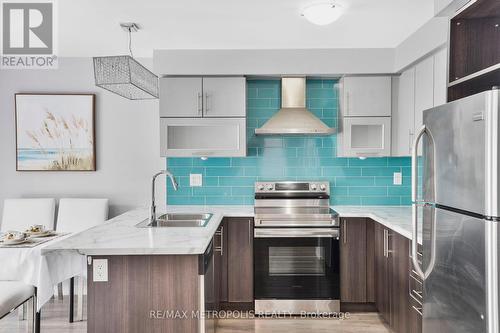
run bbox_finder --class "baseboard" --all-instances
[340,302,377,312]
[219,302,254,311]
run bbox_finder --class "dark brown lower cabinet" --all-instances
[219,217,254,309]
[390,231,411,333]
[340,217,368,303]
[374,222,415,333]
[375,223,390,322]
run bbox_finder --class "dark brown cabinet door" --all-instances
[375,223,390,323]
[390,232,411,333]
[214,224,224,311]
[218,219,228,303]
[227,217,254,303]
[340,217,367,302]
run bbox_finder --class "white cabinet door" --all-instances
[342,76,392,117]
[160,77,203,117]
[433,48,448,107]
[414,57,435,134]
[339,117,391,157]
[392,68,415,156]
[160,118,247,157]
[202,77,246,117]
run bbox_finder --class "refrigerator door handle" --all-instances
[411,125,437,280]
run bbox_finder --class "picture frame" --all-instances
[15,93,96,171]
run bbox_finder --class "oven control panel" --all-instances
[255,181,329,193]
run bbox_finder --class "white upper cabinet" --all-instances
[414,56,435,134]
[202,77,246,117]
[160,76,246,118]
[433,48,448,107]
[341,76,392,117]
[392,48,449,156]
[160,77,203,117]
[392,68,416,156]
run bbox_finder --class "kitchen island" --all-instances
[43,205,418,333]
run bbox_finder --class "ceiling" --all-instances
[57,0,435,57]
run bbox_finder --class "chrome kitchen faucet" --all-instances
[150,170,178,226]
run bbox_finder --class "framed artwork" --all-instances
[15,93,96,171]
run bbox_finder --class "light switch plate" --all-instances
[93,259,108,282]
[190,174,203,187]
[393,172,402,185]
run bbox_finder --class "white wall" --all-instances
[0,58,165,218]
[394,17,449,72]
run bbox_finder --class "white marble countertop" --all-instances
[332,206,421,242]
[43,205,420,256]
[43,206,253,256]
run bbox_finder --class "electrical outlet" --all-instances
[93,259,108,282]
[393,172,403,185]
[190,174,203,187]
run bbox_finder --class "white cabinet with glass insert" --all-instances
[338,76,392,157]
[160,118,246,157]
[339,117,392,157]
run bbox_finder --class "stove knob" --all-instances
[320,184,327,191]
[257,184,264,191]
[266,184,274,191]
[310,184,317,191]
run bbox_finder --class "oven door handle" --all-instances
[254,228,340,238]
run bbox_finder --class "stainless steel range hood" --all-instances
[255,77,335,136]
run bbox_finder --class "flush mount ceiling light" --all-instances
[302,3,342,25]
[93,23,159,100]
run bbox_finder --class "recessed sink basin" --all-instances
[136,213,213,228]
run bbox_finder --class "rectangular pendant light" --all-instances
[93,55,159,100]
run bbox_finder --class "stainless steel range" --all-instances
[253,181,340,315]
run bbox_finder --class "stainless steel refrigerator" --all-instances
[411,88,499,333]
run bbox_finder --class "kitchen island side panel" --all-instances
[87,255,200,333]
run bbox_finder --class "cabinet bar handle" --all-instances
[383,229,387,257]
[408,129,414,155]
[248,220,252,245]
[343,220,347,244]
[197,93,202,114]
[205,93,209,114]
[387,231,392,255]
[218,226,224,256]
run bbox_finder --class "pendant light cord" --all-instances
[128,28,134,58]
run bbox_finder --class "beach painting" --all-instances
[15,94,96,171]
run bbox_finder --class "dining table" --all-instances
[0,233,86,312]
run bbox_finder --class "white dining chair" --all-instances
[55,198,109,322]
[0,281,39,333]
[1,198,56,232]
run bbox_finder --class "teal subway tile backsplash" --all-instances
[167,79,411,206]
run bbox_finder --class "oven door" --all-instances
[254,228,340,300]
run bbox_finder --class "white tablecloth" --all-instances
[0,235,86,311]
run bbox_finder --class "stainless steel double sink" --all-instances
[136,213,213,228]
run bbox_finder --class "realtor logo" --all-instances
[1,0,57,69]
